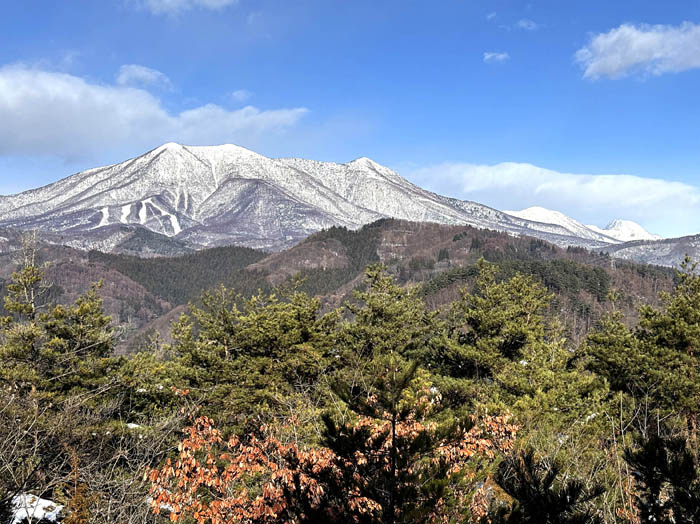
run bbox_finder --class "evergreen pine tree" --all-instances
[443,259,552,381]
[487,450,604,524]
[623,434,700,524]
[586,256,700,445]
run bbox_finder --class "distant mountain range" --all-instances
[0,143,694,267]
[504,206,661,243]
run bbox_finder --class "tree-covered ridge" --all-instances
[88,244,268,306]
[420,258,610,303]
[2,229,699,523]
[0,220,674,355]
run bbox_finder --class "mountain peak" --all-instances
[148,142,262,158]
[606,218,635,229]
[151,142,184,154]
[348,156,381,168]
[510,206,568,220]
[503,206,619,243]
[0,144,665,256]
[506,207,664,244]
[345,157,407,184]
[603,219,661,242]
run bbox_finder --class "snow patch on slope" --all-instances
[120,204,131,224]
[97,207,109,228]
[139,200,149,224]
[148,198,182,235]
[12,494,63,523]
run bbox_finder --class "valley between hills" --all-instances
[0,218,674,353]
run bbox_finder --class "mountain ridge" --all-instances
[2,218,674,352]
[0,143,679,266]
[503,206,620,243]
[504,206,661,243]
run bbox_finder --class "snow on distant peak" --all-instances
[150,142,261,163]
[587,219,661,242]
[504,206,617,243]
[505,206,572,226]
[0,142,665,255]
[506,207,661,244]
[152,142,183,154]
[347,157,390,175]
[346,156,407,184]
[349,156,379,167]
[189,143,262,158]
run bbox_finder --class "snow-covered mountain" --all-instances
[0,143,659,254]
[504,207,619,243]
[505,206,661,245]
[586,219,661,242]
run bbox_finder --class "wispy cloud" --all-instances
[576,21,700,79]
[486,12,497,21]
[483,51,510,64]
[407,162,700,238]
[516,19,538,31]
[117,64,172,89]
[231,89,253,103]
[140,0,238,15]
[0,64,307,160]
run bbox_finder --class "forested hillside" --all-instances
[0,221,675,353]
[88,244,268,305]
[1,231,699,523]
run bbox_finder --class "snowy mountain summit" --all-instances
[0,143,662,253]
[503,207,618,243]
[505,206,661,244]
[587,219,661,242]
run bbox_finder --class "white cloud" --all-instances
[486,12,497,21]
[231,89,253,102]
[407,162,700,238]
[0,64,308,160]
[142,0,238,15]
[483,52,510,64]
[576,21,700,79]
[117,64,172,89]
[516,19,538,31]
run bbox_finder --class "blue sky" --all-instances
[1,0,700,237]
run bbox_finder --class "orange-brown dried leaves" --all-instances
[149,417,356,523]
[149,411,518,524]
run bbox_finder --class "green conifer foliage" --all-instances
[488,450,604,524]
[0,234,117,402]
[444,260,552,381]
[624,435,700,524]
[318,266,517,523]
[170,283,337,434]
[586,256,700,442]
[337,264,439,363]
[322,356,477,524]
